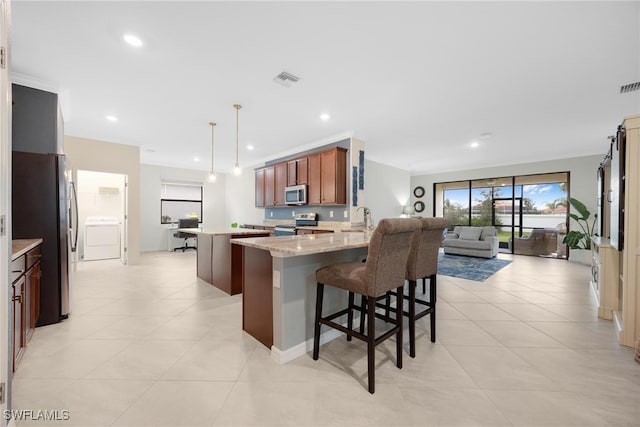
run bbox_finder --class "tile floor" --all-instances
[11,250,640,426]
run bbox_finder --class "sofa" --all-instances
[443,226,499,258]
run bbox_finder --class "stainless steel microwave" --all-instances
[285,184,307,205]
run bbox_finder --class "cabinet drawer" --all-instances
[26,246,41,269]
[11,256,25,283]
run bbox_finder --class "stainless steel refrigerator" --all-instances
[12,151,78,326]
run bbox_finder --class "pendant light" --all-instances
[208,122,217,182]
[232,104,242,176]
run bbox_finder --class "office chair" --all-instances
[173,218,198,252]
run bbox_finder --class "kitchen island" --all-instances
[231,232,371,363]
[183,228,271,295]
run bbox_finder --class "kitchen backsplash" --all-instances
[264,205,349,222]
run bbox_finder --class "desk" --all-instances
[231,232,371,363]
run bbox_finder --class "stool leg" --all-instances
[396,285,403,368]
[408,279,416,358]
[366,295,376,394]
[313,283,324,360]
[359,295,366,335]
[347,291,354,342]
[384,292,391,320]
[430,275,437,343]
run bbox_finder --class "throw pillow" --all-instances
[480,227,497,239]
[459,227,482,240]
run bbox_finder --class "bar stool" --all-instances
[312,217,421,394]
[405,217,449,357]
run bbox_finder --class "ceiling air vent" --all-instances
[620,81,640,94]
[273,71,300,88]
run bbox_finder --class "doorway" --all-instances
[76,170,128,265]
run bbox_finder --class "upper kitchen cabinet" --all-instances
[12,84,64,154]
[254,146,347,208]
[264,166,275,207]
[288,157,308,186]
[319,147,347,205]
[307,153,321,205]
[274,163,288,206]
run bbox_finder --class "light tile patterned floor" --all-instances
[11,251,640,426]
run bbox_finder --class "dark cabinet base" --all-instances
[241,246,273,348]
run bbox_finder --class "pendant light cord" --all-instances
[233,104,242,168]
[209,122,216,174]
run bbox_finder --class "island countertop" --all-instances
[178,228,271,236]
[230,232,371,258]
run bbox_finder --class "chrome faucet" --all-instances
[357,206,374,230]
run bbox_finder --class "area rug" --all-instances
[438,253,512,282]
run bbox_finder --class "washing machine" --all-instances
[84,216,121,261]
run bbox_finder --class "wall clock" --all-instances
[414,201,425,213]
[413,186,425,198]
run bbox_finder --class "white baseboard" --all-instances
[270,327,344,364]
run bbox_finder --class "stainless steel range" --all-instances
[274,213,318,236]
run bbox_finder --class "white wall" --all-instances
[410,154,602,223]
[362,159,412,223]
[224,168,263,227]
[140,164,228,252]
[64,136,141,264]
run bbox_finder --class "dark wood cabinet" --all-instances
[287,160,297,187]
[12,84,63,155]
[308,153,321,205]
[255,168,265,207]
[12,276,25,372]
[296,158,308,184]
[264,166,275,207]
[254,146,346,207]
[274,163,287,206]
[288,158,308,186]
[320,147,347,205]
[11,242,42,372]
[25,257,41,343]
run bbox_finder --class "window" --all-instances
[434,172,569,258]
[160,182,203,224]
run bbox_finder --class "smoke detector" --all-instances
[620,81,640,94]
[273,71,300,88]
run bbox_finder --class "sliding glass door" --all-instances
[434,172,569,258]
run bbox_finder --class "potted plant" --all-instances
[563,197,597,264]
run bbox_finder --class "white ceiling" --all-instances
[10,1,640,175]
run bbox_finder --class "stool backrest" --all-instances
[365,218,421,296]
[406,217,449,280]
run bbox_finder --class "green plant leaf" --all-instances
[569,197,590,220]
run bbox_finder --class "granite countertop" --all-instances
[295,225,367,233]
[178,228,271,236]
[230,231,371,258]
[12,239,43,260]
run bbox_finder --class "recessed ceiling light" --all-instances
[246,145,254,151]
[470,141,480,148]
[320,113,330,121]
[193,157,200,162]
[106,115,118,122]
[123,33,143,47]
